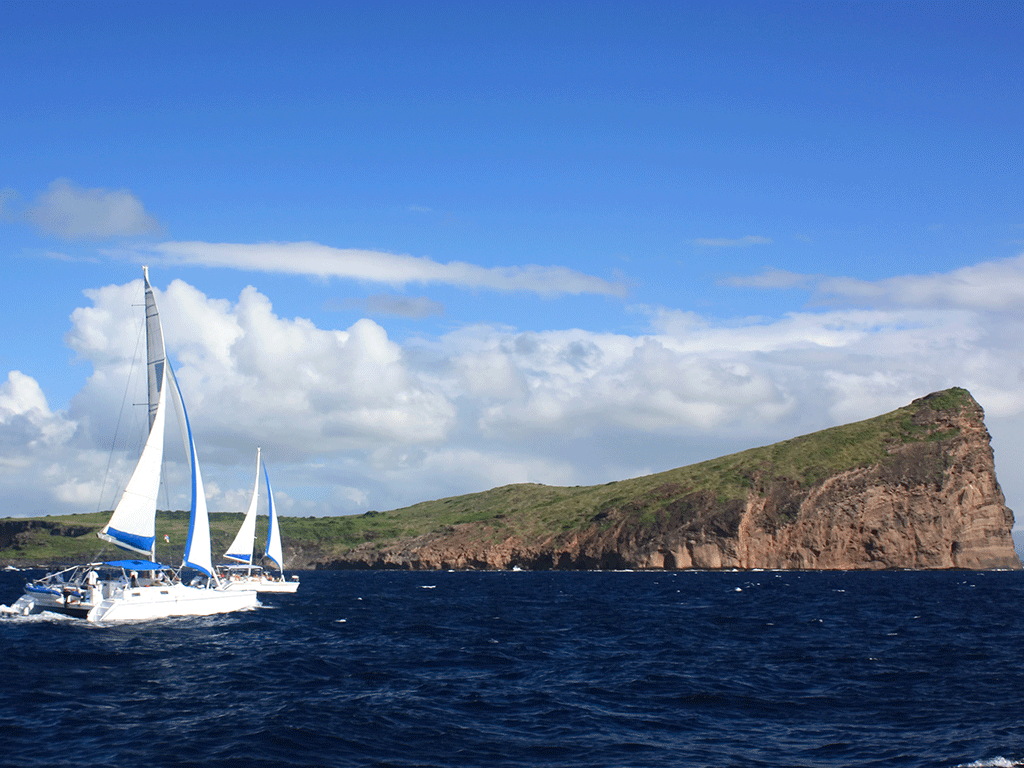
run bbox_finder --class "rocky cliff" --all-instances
[320,388,1020,571]
[0,519,95,552]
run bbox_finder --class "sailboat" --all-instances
[12,268,259,622]
[217,448,299,593]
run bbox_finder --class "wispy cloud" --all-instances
[0,188,18,212]
[133,241,627,297]
[814,253,1024,311]
[366,295,445,318]
[40,250,102,263]
[4,179,164,240]
[325,295,446,319]
[724,253,1024,312]
[692,235,773,247]
[721,268,817,290]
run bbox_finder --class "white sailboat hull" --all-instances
[14,580,258,622]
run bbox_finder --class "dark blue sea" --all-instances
[2,569,1023,768]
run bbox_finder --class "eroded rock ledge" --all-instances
[319,389,1020,571]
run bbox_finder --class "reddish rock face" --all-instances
[728,392,1019,571]
[323,390,1020,571]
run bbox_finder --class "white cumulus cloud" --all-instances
[68,280,458,461]
[0,371,78,449]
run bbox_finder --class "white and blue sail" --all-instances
[168,365,215,577]
[224,448,261,564]
[95,377,166,556]
[263,462,283,570]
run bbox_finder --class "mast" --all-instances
[143,266,164,561]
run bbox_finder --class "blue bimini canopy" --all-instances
[103,560,170,571]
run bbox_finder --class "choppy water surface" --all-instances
[2,569,1023,767]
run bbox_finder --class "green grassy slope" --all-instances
[317,387,972,557]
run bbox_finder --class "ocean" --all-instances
[1,568,1022,768]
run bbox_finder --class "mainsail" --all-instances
[97,267,167,558]
[143,265,165,431]
[224,448,261,563]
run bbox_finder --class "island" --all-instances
[2,388,1019,571]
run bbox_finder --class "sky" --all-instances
[1,1,1023,529]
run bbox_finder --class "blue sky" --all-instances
[2,1,1023,526]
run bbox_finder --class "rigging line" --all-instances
[91,284,148,565]
[157,451,174,565]
[96,298,148,516]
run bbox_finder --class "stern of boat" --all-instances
[12,584,99,619]
[10,593,38,616]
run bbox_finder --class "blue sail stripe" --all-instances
[101,527,155,556]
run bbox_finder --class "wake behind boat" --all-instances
[10,268,258,622]
[218,447,299,593]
